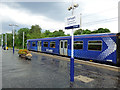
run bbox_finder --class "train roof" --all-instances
[27,33,118,41]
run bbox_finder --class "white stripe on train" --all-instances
[97,36,117,61]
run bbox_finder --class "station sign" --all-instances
[65,15,80,29]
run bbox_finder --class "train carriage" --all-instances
[27,33,120,65]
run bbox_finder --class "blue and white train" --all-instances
[27,33,120,65]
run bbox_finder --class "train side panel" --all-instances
[27,33,118,64]
[68,34,117,64]
[27,41,38,51]
[41,40,59,54]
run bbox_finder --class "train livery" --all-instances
[27,33,120,65]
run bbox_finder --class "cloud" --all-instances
[0,0,119,35]
[0,3,64,33]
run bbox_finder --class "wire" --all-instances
[82,6,118,18]
[82,17,118,26]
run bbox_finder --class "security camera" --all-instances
[68,6,72,11]
[74,4,79,8]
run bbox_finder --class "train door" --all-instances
[60,40,68,56]
[37,41,41,52]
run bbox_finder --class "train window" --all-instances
[44,42,48,47]
[50,42,56,48]
[74,41,83,50]
[88,41,102,51]
[32,42,36,47]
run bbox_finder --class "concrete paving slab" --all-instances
[74,75,94,83]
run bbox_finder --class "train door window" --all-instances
[61,42,63,48]
[32,42,36,47]
[44,42,48,47]
[88,41,102,51]
[37,41,41,46]
[40,41,41,46]
[74,41,83,50]
[50,41,56,48]
[65,41,67,48]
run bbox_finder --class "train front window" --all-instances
[88,41,102,51]
[50,42,56,48]
[44,42,48,47]
[119,36,120,39]
[74,41,83,50]
[32,42,36,47]
[28,42,30,46]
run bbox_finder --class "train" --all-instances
[27,33,120,65]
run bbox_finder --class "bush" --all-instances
[18,49,29,55]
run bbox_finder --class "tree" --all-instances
[43,30,52,37]
[83,29,91,34]
[17,28,29,48]
[28,25,42,39]
[74,29,83,35]
[5,33,13,47]
[92,28,110,34]
[52,30,66,37]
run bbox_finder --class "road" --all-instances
[2,49,120,88]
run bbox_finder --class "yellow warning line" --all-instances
[31,51,120,72]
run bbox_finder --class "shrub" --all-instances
[18,49,29,55]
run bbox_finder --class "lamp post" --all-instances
[23,32,24,49]
[9,24,18,54]
[80,13,82,34]
[68,2,79,82]
[5,33,7,50]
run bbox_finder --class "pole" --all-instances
[80,13,82,34]
[23,32,24,49]
[70,0,74,82]
[6,34,7,48]
[13,26,14,54]
[5,33,7,50]
[2,34,3,48]
[9,24,18,53]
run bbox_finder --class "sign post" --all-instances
[23,32,24,49]
[9,24,18,54]
[65,10,80,82]
[5,33,7,50]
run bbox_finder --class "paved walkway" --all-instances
[2,49,120,88]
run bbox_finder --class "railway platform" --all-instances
[2,49,120,88]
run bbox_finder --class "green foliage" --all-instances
[52,30,66,37]
[83,29,91,34]
[28,25,42,39]
[17,28,29,48]
[91,28,110,34]
[74,29,83,35]
[7,33,13,47]
[43,30,52,37]
[1,24,111,49]
[74,28,110,35]
[42,30,66,37]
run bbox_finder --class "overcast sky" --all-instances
[0,0,120,35]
